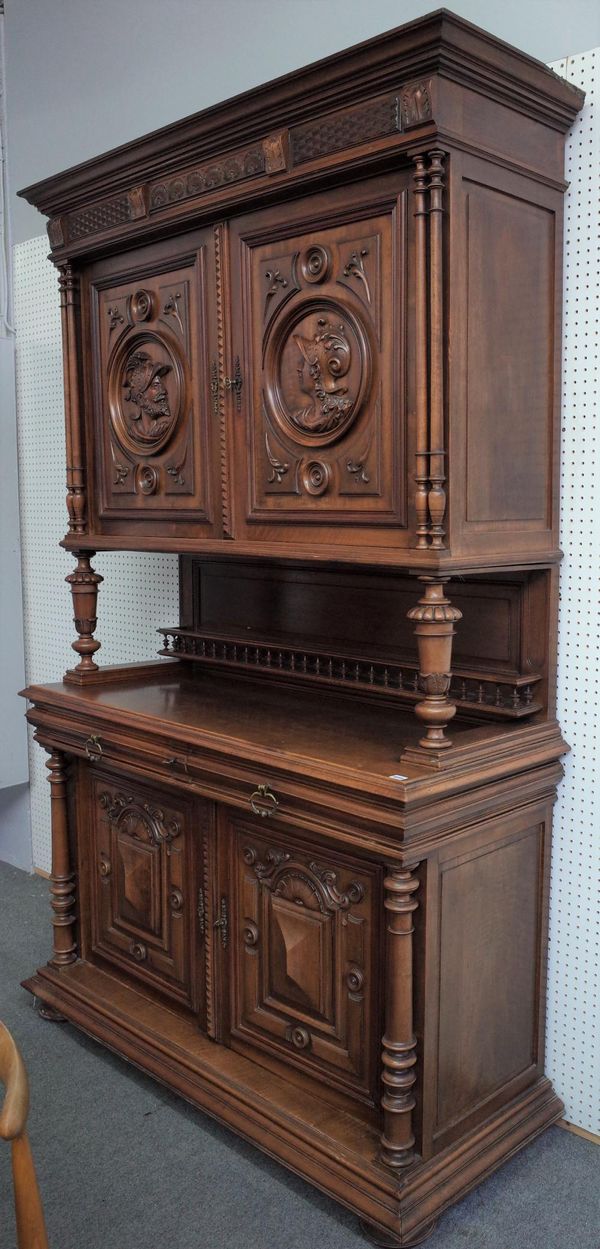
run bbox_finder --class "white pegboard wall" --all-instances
[547,50,599,1138]
[12,54,600,1135]
[13,235,178,873]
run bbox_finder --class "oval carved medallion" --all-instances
[264,298,371,447]
[108,331,185,457]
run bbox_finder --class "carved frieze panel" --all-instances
[89,235,217,531]
[230,187,408,534]
[290,93,401,164]
[230,821,380,1102]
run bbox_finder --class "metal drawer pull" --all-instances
[129,941,147,962]
[250,783,279,818]
[85,734,102,762]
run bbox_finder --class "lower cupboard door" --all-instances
[87,765,208,1013]
[226,812,382,1105]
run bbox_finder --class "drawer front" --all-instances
[227,814,382,1104]
[88,767,205,1009]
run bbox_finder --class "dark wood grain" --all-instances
[18,9,582,1245]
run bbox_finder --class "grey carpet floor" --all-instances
[0,861,597,1249]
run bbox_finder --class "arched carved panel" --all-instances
[89,771,207,1011]
[230,820,381,1105]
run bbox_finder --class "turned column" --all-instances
[427,150,447,549]
[408,577,462,750]
[45,749,77,968]
[380,866,420,1169]
[412,154,430,551]
[58,264,87,534]
[64,550,103,684]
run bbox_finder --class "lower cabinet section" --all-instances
[80,761,382,1108]
[36,749,561,1245]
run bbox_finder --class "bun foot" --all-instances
[359,1217,437,1247]
[35,999,66,1022]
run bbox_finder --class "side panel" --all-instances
[448,152,564,558]
[418,800,553,1157]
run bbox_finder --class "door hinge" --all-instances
[213,896,229,949]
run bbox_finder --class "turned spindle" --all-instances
[407,578,462,750]
[64,550,103,683]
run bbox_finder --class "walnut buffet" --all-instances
[18,12,583,1246]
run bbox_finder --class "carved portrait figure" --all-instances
[292,318,353,434]
[122,350,172,445]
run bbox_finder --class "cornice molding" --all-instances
[19,9,583,224]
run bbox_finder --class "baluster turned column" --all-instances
[58,264,86,534]
[380,866,420,1169]
[40,749,77,1016]
[427,150,447,549]
[64,550,103,683]
[412,154,430,551]
[408,578,462,751]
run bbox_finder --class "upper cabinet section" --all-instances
[20,10,583,570]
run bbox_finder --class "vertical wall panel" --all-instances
[548,49,599,1137]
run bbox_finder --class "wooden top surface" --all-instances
[22,663,564,804]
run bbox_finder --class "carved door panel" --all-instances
[88,768,209,1015]
[226,813,381,1104]
[84,229,219,537]
[229,174,412,548]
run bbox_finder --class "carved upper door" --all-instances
[88,768,208,1014]
[229,174,412,548]
[84,229,219,537]
[225,813,381,1105]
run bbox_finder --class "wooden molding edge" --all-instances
[556,1119,600,1146]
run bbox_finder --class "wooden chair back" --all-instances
[0,1022,50,1249]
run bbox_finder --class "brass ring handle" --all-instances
[129,941,147,963]
[85,734,102,763]
[250,783,279,818]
